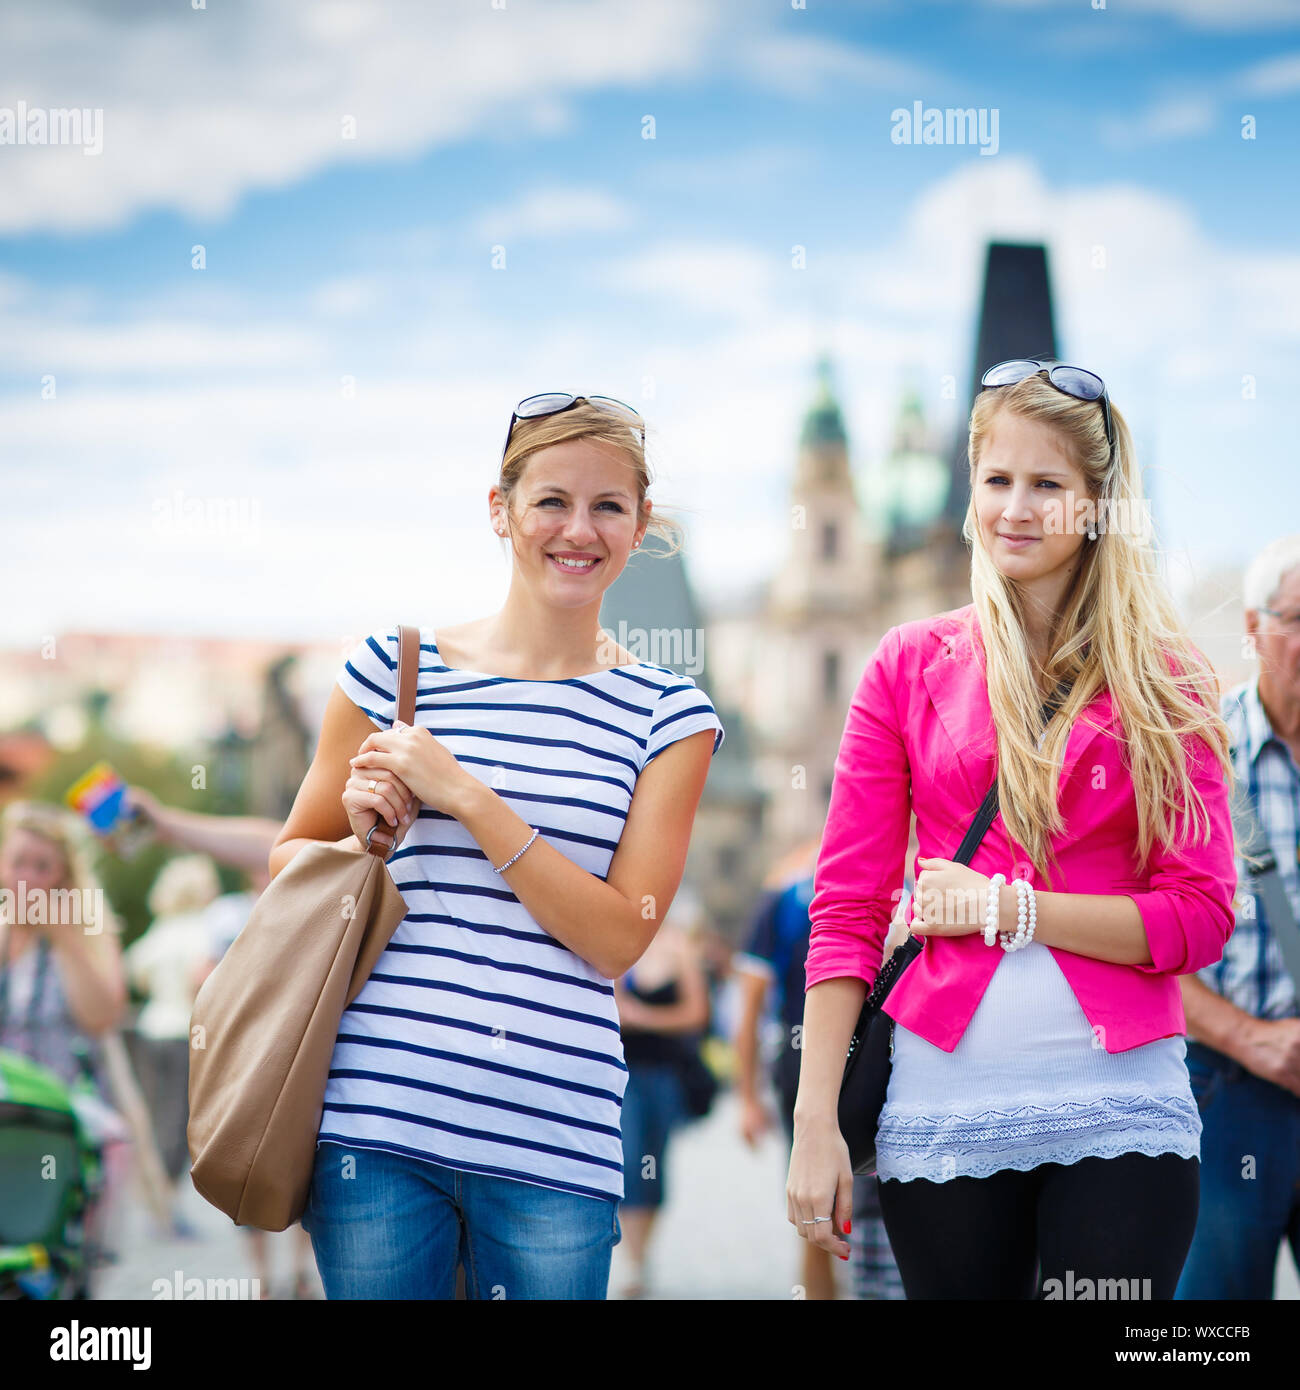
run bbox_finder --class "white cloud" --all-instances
[976,0,1300,30]
[1100,49,1300,148]
[0,0,742,234]
[308,274,391,319]
[0,316,326,372]
[1239,49,1300,94]
[1101,95,1217,147]
[734,33,934,99]
[1123,0,1300,28]
[644,143,819,193]
[590,240,781,320]
[471,187,635,243]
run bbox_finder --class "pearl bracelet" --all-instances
[1001,877,1037,952]
[984,873,1006,947]
[493,827,539,874]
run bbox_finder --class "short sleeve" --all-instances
[336,626,398,731]
[643,676,725,768]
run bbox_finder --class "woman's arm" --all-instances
[785,975,861,1260]
[128,788,281,874]
[448,730,716,980]
[997,883,1152,964]
[50,924,127,1036]
[788,628,912,1263]
[269,685,415,879]
[615,935,711,1033]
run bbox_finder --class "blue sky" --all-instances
[3,0,1298,647]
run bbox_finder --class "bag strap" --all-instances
[364,624,420,860]
[1227,774,1300,991]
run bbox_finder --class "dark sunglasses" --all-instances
[501,393,645,463]
[980,358,1113,456]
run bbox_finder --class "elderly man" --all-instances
[1176,534,1300,1300]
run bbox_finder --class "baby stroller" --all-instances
[0,1045,107,1299]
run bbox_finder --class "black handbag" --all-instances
[677,1042,719,1122]
[836,681,1073,1176]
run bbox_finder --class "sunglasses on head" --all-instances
[980,358,1113,457]
[501,393,645,464]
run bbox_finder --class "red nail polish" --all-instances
[844,1220,852,1234]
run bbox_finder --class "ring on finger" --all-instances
[367,779,378,794]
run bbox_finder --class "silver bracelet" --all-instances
[493,828,539,874]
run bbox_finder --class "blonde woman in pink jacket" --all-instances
[786,360,1238,1299]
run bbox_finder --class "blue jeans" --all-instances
[1175,1040,1300,1299]
[620,1062,686,1209]
[302,1142,621,1299]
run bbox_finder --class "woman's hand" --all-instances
[124,785,172,844]
[739,1094,775,1149]
[786,1114,853,1261]
[910,856,992,938]
[342,720,421,850]
[348,719,477,820]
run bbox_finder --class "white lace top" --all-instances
[875,940,1200,1182]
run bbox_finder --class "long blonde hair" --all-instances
[962,372,1237,890]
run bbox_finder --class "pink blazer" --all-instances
[805,604,1237,1054]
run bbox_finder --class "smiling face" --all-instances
[491,437,647,601]
[974,409,1092,585]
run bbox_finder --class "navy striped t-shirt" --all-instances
[320,626,725,1203]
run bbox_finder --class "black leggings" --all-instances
[878,1152,1199,1299]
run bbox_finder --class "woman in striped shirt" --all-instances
[270,394,724,1300]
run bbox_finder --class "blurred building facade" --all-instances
[706,356,971,865]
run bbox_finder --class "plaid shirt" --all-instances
[1196,676,1300,1019]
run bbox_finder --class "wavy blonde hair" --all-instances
[961,371,1238,891]
[0,800,122,935]
[498,399,685,557]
